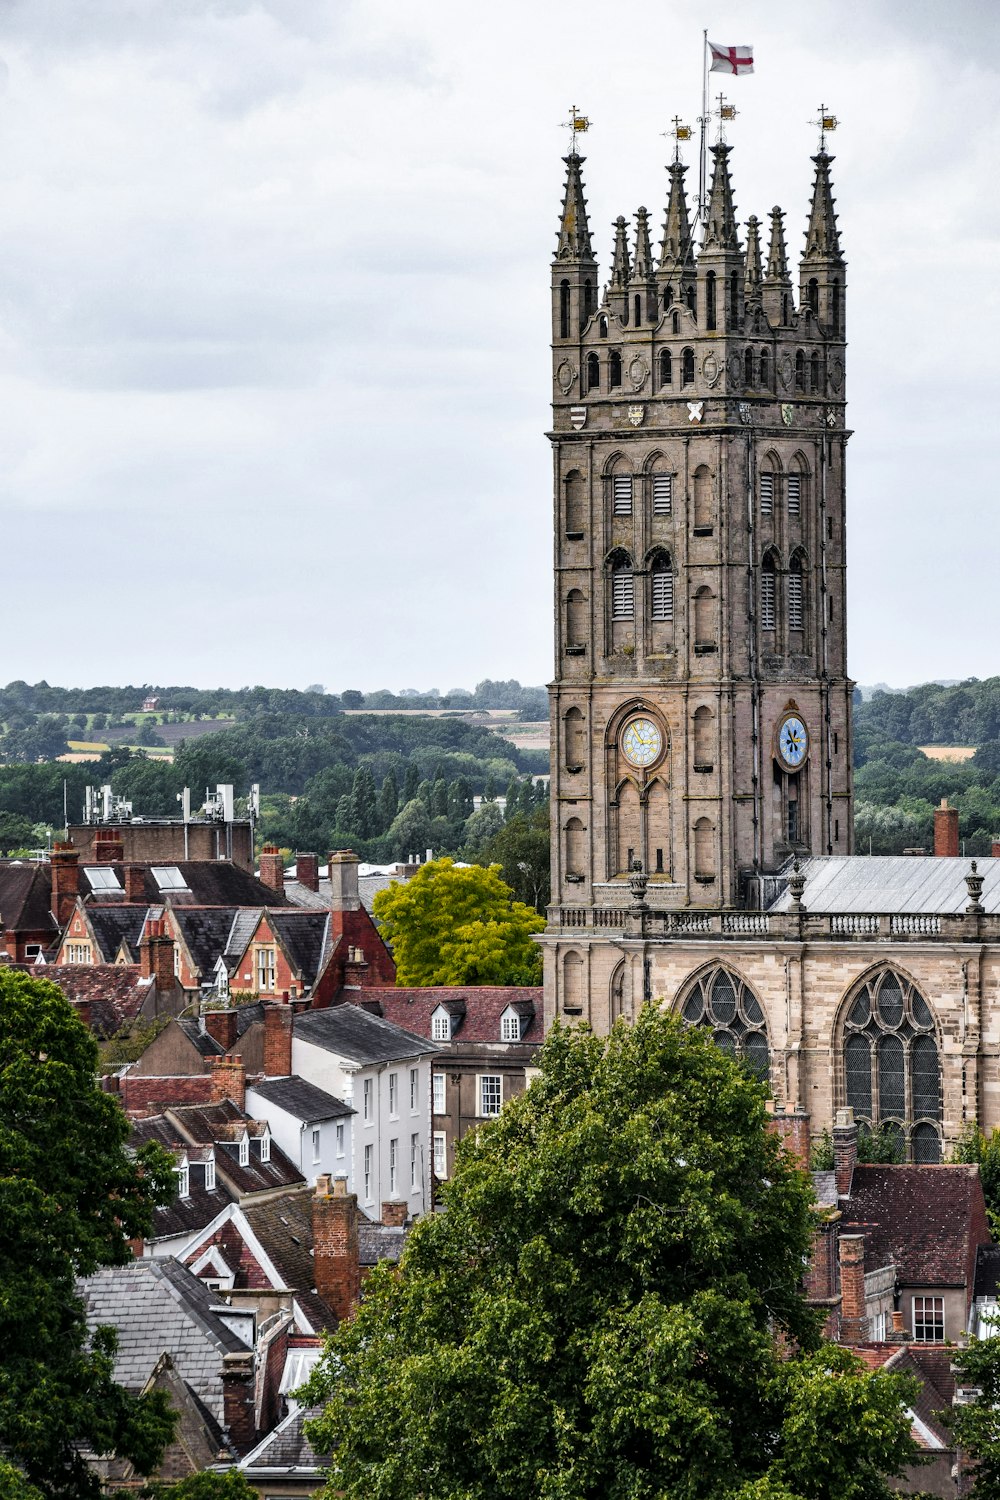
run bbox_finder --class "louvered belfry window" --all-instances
[682,967,770,1084]
[843,971,941,1162]
[760,473,774,516]
[611,561,634,618]
[613,475,633,515]
[651,558,673,621]
[787,473,801,516]
[760,562,776,630]
[652,474,672,515]
[788,563,804,631]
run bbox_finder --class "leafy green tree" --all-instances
[945,1333,1000,1496]
[384,798,433,863]
[432,775,449,820]
[303,1009,918,1500]
[0,811,34,852]
[377,772,398,831]
[372,857,544,985]
[447,775,473,826]
[477,807,551,911]
[402,763,420,803]
[951,1122,1000,1235]
[461,801,506,858]
[350,766,378,840]
[0,970,178,1497]
[143,1471,260,1499]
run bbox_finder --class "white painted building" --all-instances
[245,1076,354,1187]
[292,1004,438,1217]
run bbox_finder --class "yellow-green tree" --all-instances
[372,857,544,985]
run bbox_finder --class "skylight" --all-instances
[152,866,189,892]
[84,868,121,892]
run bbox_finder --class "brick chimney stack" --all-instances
[50,843,81,927]
[123,863,145,902]
[328,850,361,912]
[204,1008,238,1051]
[381,1200,408,1228]
[210,1054,245,1109]
[295,852,319,893]
[93,828,125,864]
[838,1234,869,1344]
[934,799,960,858]
[259,845,285,894]
[833,1107,858,1198]
[263,1002,294,1077]
[222,1349,257,1454]
[312,1174,360,1324]
[140,917,175,993]
[769,1104,811,1171]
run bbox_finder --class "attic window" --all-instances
[239,1136,249,1168]
[204,1156,216,1192]
[259,1132,270,1163]
[431,1010,451,1042]
[152,866,189,892]
[85,867,121,892]
[176,1162,190,1198]
[500,1010,523,1042]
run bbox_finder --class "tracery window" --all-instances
[682,967,770,1083]
[843,970,941,1162]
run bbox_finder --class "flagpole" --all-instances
[698,29,709,227]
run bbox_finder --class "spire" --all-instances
[657,160,693,272]
[555,154,595,262]
[802,152,844,264]
[701,144,740,253]
[609,216,631,288]
[765,206,791,283]
[744,215,763,295]
[632,207,654,282]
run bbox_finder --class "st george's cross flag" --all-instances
[708,41,754,75]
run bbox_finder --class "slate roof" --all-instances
[294,1003,436,1065]
[172,907,242,979]
[82,861,293,909]
[811,1170,838,1207]
[130,1115,233,1239]
[178,1017,226,1058]
[268,910,332,985]
[37,962,152,1036]
[0,861,58,934]
[768,854,1000,914]
[241,1192,335,1334]
[249,1076,353,1123]
[167,1100,306,1196]
[80,1258,248,1425]
[87,904,150,962]
[358,1218,407,1267]
[840,1164,992,1289]
[366,986,544,1044]
[225,909,261,961]
[239,1404,326,1476]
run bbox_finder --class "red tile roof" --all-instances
[841,1165,991,1290]
[364,987,544,1044]
[33,962,152,1036]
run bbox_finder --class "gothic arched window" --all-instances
[728,269,740,329]
[634,294,642,327]
[682,967,770,1083]
[586,352,600,391]
[559,279,571,339]
[681,347,695,385]
[795,350,805,391]
[649,551,673,621]
[760,551,778,633]
[609,350,623,389]
[810,351,821,393]
[564,470,585,537]
[584,279,595,318]
[759,347,770,387]
[685,285,696,314]
[658,348,672,389]
[744,346,754,386]
[663,286,673,311]
[788,553,805,634]
[705,271,717,331]
[610,554,634,619]
[807,277,819,314]
[843,971,942,1162]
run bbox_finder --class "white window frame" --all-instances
[431,1010,451,1041]
[389,1138,398,1195]
[256,945,276,993]
[239,1135,249,1168]
[363,1077,373,1123]
[259,1131,270,1163]
[335,1123,345,1157]
[479,1074,503,1118]
[311,1127,321,1164]
[912,1295,944,1343]
[176,1161,189,1198]
[204,1156,216,1192]
[389,1072,398,1118]
[364,1143,373,1203]
[410,1132,419,1190]
[432,1072,446,1114]
[433,1131,448,1180]
[500,1011,522,1043]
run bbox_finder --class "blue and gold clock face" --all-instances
[621,716,663,769]
[777,715,808,770]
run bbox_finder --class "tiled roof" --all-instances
[358,1218,407,1267]
[248,1076,353,1123]
[841,1164,991,1288]
[130,1115,233,1238]
[37,962,152,1036]
[172,907,242,979]
[0,861,58,934]
[366,987,545,1044]
[88,905,150,962]
[178,1017,226,1058]
[225,909,261,961]
[768,854,1000,915]
[239,1404,326,1475]
[294,1003,436,1065]
[241,1192,334,1334]
[268,910,332,985]
[166,1100,306,1196]
[80,1258,248,1425]
[811,1169,838,1207]
[83,862,294,909]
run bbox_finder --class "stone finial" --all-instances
[788,858,807,913]
[628,858,649,911]
[966,859,985,915]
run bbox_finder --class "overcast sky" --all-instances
[0,0,996,693]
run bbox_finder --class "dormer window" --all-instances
[431,1008,451,1042]
[259,1131,270,1164]
[239,1135,249,1167]
[176,1159,190,1198]
[500,1008,523,1043]
[204,1156,216,1192]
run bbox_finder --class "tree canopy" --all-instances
[946,1332,1000,1497]
[372,857,544,985]
[0,970,178,1498]
[303,1008,918,1500]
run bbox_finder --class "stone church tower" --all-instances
[544,140,853,1023]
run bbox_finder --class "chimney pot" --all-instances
[833,1106,858,1198]
[328,850,361,912]
[315,1173,332,1197]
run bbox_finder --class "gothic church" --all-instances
[542,137,1000,1161]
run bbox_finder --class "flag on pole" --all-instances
[708,41,754,75]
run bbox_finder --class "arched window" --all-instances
[681,347,695,385]
[611,961,626,1021]
[693,705,713,770]
[685,285,696,314]
[694,816,716,881]
[705,271,716,331]
[807,278,819,314]
[759,348,770,388]
[586,352,600,391]
[795,350,805,391]
[788,554,804,633]
[810,351,821,392]
[672,310,680,334]
[610,555,634,619]
[693,464,712,531]
[564,470,585,537]
[760,552,777,632]
[843,971,941,1162]
[634,294,642,326]
[693,586,715,649]
[658,348,672,389]
[584,279,595,318]
[615,777,641,873]
[649,551,673,621]
[744,346,754,386]
[781,293,790,324]
[563,950,584,1009]
[564,706,586,771]
[564,821,585,881]
[599,314,609,338]
[729,269,740,329]
[663,286,673,310]
[559,279,571,339]
[831,280,841,335]
[566,589,586,650]
[682,967,770,1083]
[609,350,622,389]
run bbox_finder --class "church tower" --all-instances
[544,137,853,1030]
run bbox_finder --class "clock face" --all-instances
[621,716,662,768]
[777,715,808,770]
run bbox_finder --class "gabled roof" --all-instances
[87,904,150,962]
[366,987,544,1044]
[294,1003,436,1066]
[83,861,293,908]
[768,854,1000,915]
[238,1404,325,1477]
[37,962,152,1036]
[130,1115,233,1239]
[171,907,242,979]
[840,1164,992,1288]
[166,1099,306,1197]
[249,1076,353,1123]
[266,910,332,986]
[0,861,58,934]
[241,1192,335,1334]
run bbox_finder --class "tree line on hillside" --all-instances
[854,740,1000,855]
[855,677,1000,752]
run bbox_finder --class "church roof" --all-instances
[768,855,1000,915]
